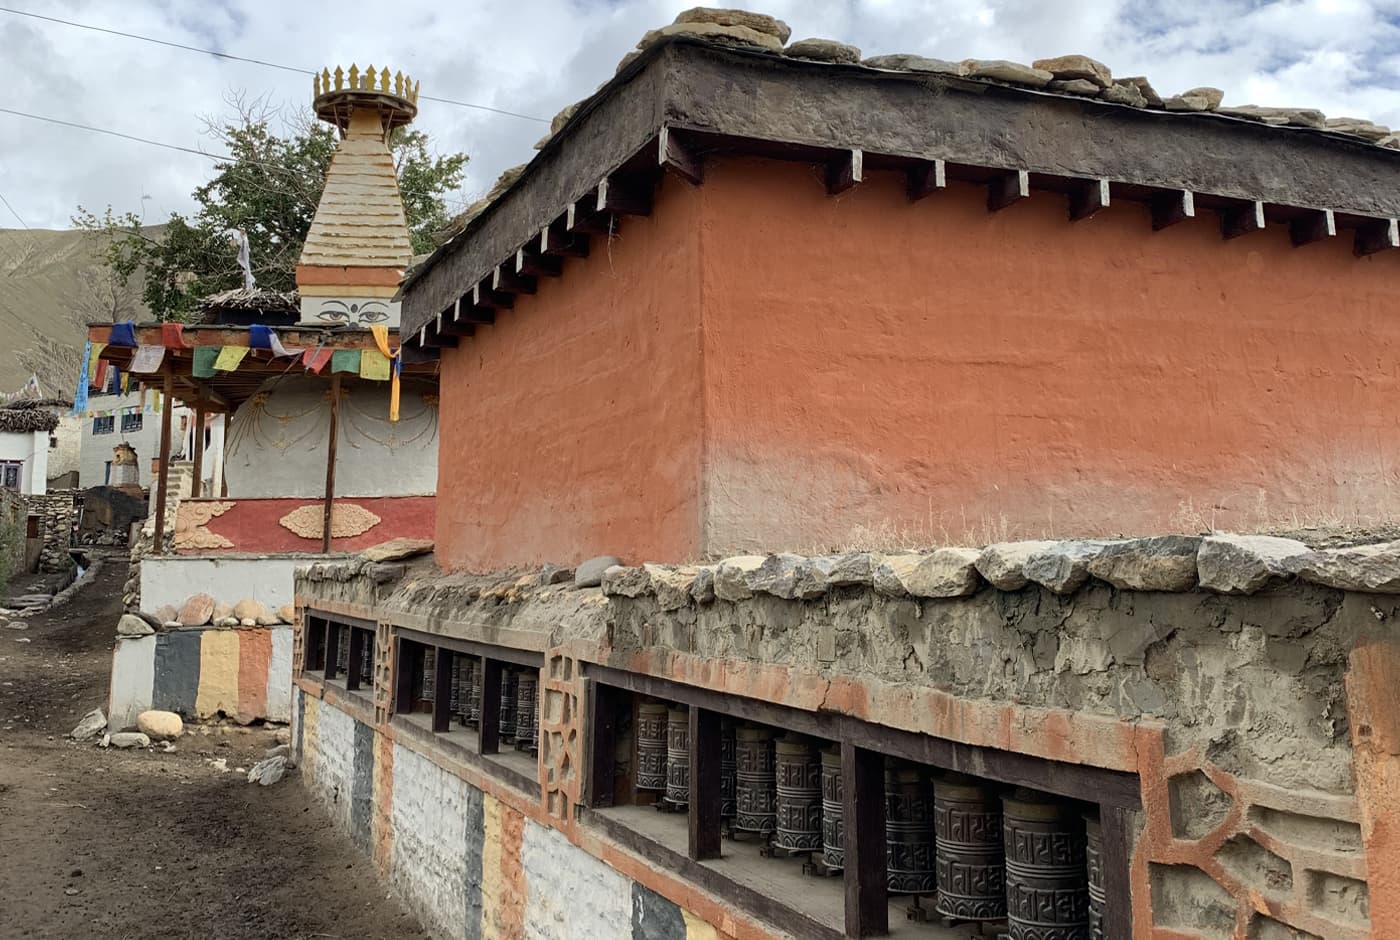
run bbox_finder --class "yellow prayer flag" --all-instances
[214,345,250,372]
[88,342,107,378]
[359,348,391,381]
[369,323,401,422]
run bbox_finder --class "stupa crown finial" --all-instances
[312,62,419,132]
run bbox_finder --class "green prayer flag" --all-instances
[193,347,220,378]
[331,349,361,374]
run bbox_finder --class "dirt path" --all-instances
[0,555,427,940]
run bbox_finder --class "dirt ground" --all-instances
[0,554,428,940]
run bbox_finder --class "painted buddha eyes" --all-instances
[316,299,391,324]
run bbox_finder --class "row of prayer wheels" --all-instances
[633,706,1105,938]
[419,651,538,753]
[333,624,373,686]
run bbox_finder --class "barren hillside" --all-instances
[0,227,147,398]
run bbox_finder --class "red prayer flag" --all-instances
[302,347,332,374]
[160,322,189,349]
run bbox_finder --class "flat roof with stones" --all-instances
[400,33,1400,348]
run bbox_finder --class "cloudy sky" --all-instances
[1,0,1397,231]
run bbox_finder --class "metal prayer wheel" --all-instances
[499,669,518,740]
[515,671,538,752]
[420,647,436,703]
[720,718,737,819]
[466,657,481,724]
[448,656,461,715]
[885,761,936,895]
[1002,790,1090,940]
[820,746,844,869]
[1085,812,1105,940]
[336,626,350,675]
[933,775,1006,922]
[635,702,669,792]
[773,736,822,852]
[359,635,374,686]
[734,726,777,835]
[665,706,691,806]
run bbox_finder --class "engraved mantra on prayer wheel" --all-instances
[515,672,538,752]
[886,762,937,895]
[636,702,668,792]
[933,776,1007,922]
[820,746,844,870]
[665,706,691,806]
[720,718,737,820]
[734,726,777,835]
[1002,790,1090,940]
[773,737,822,852]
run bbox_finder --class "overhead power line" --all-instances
[0,189,29,228]
[0,5,548,123]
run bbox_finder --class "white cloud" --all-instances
[0,0,1396,230]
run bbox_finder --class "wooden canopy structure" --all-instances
[86,322,439,556]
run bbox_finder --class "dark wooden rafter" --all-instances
[906,158,946,201]
[1291,208,1336,246]
[1068,178,1111,221]
[825,147,863,195]
[438,307,475,339]
[1151,189,1195,230]
[988,169,1030,212]
[567,195,616,237]
[597,175,654,216]
[472,282,515,310]
[688,707,722,861]
[1355,218,1400,257]
[516,244,564,278]
[658,125,704,185]
[540,219,590,258]
[1220,200,1266,240]
[492,264,537,296]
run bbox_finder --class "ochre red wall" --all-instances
[434,179,705,571]
[697,158,1400,553]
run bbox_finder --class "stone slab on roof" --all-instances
[400,36,1400,340]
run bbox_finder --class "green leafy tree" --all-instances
[76,99,467,321]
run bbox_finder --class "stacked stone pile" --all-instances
[596,534,1400,608]
[135,595,298,630]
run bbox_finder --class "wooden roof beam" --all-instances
[1150,190,1195,230]
[988,170,1029,212]
[597,176,653,216]
[906,158,946,201]
[438,306,475,339]
[567,197,615,237]
[1355,218,1400,257]
[1290,208,1336,246]
[659,125,703,185]
[1220,200,1266,240]
[516,245,563,278]
[540,219,590,258]
[1068,179,1110,221]
[473,282,515,310]
[492,265,537,296]
[825,148,862,195]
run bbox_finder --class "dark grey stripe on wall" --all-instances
[463,784,485,939]
[351,719,375,852]
[632,881,686,940]
[152,630,201,715]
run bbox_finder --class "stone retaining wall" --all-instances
[23,490,75,573]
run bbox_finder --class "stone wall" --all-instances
[293,532,1400,939]
[293,691,719,940]
[0,486,23,576]
[23,490,75,573]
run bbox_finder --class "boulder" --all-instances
[239,618,257,628]
[873,555,921,598]
[1047,79,1102,96]
[132,610,163,629]
[975,541,1057,591]
[1196,535,1309,594]
[640,22,784,52]
[360,538,433,563]
[218,617,240,628]
[116,614,154,637]
[862,53,963,75]
[1120,75,1163,106]
[1032,54,1112,88]
[211,602,234,623]
[136,710,184,741]
[962,59,1053,88]
[690,567,717,604]
[540,564,574,585]
[178,593,216,627]
[70,708,106,741]
[647,565,698,611]
[1218,105,1325,129]
[1286,541,1400,593]
[247,755,288,786]
[550,102,580,136]
[818,552,878,587]
[1163,93,1212,112]
[232,599,263,623]
[785,38,861,64]
[1101,83,1147,107]
[748,554,827,601]
[903,548,982,598]
[1324,117,1390,142]
[1179,86,1224,110]
[575,555,622,588]
[1087,536,1201,592]
[715,555,766,602]
[600,566,650,598]
[154,604,178,625]
[673,6,791,43]
[277,605,295,624]
[109,732,150,749]
[1024,541,1117,594]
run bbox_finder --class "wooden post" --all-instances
[689,707,723,860]
[479,657,502,754]
[324,623,341,680]
[346,627,366,691]
[432,647,454,733]
[581,679,618,808]
[151,372,175,557]
[843,744,888,937]
[321,373,342,554]
[190,398,206,498]
[217,413,230,497]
